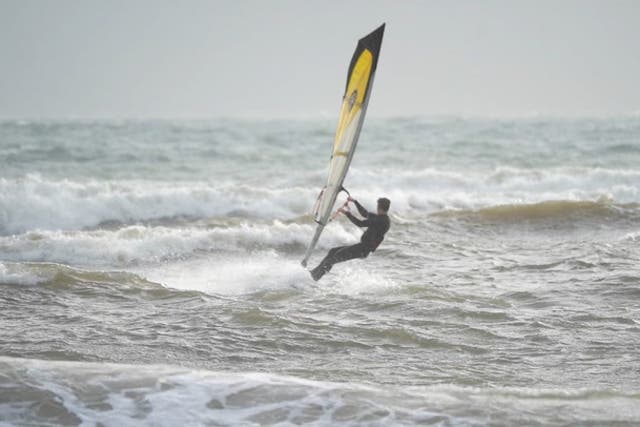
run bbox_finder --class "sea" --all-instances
[1,116,639,426]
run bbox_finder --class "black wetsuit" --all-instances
[311,200,390,281]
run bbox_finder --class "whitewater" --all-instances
[1,116,640,426]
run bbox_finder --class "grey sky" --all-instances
[1,0,639,118]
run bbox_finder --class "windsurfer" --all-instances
[310,197,390,281]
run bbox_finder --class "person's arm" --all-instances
[344,211,369,227]
[352,199,369,218]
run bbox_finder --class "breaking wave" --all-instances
[0,222,356,267]
[1,168,639,234]
[0,175,313,235]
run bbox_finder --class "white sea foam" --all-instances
[137,251,311,295]
[622,231,640,242]
[0,222,356,268]
[2,356,637,427]
[0,228,396,296]
[0,357,473,426]
[132,251,404,297]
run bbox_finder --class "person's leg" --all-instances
[311,244,367,281]
[311,246,346,280]
[319,246,344,269]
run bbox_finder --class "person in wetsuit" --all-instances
[310,197,390,281]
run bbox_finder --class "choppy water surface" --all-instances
[1,117,640,426]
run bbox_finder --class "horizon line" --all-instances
[1,111,640,122]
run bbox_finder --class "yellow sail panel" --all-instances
[333,49,373,156]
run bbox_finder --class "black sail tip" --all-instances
[360,24,385,48]
[344,23,386,94]
[358,23,385,71]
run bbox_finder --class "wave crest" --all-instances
[0,222,355,267]
[0,175,313,235]
[435,199,639,222]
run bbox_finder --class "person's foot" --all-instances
[310,267,323,281]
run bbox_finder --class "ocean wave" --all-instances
[0,175,315,235]
[433,199,640,222]
[0,167,640,236]
[1,167,639,234]
[0,357,452,427]
[0,257,303,301]
[0,222,356,267]
[1,357,637,427]
[0,261,171,294]
[0,262,46,286]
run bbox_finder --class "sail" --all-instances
[301,23,385,267]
